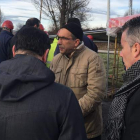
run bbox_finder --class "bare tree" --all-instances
[0,7,4,26]
[32,0,90,31]
[124,9,140,17]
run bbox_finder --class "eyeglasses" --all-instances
[56,35,74,41]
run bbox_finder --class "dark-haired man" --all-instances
[0,26,87,140]
[50,23,106,140]
[106,16,140,140]
[25,17,40,28]
[8,18,40,59]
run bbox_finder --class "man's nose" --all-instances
[58,38,62,44]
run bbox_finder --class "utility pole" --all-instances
[106,0,110,96]
[40,0,43,22]
[129,0,132,15]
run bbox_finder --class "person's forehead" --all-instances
[58,28,71,36]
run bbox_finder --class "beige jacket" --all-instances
[50,43,106,139]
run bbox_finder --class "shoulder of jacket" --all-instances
[51,53,62,65]
[83,47,98,58]
[53,53,62,59]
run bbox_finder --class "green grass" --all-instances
[99,52,125,91]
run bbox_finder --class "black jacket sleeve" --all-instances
[123,87,140,140]
[58,92,87,140]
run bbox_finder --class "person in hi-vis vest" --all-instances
[46,38,58,68]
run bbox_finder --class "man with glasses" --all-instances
[50,23,106,140]
[54,18,98,56]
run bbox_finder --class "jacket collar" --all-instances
[64,42,86,59]
[123,60,140,84]
[115,60,140,96]
[0,30,13,36]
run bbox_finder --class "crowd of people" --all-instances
[0,16,140,140]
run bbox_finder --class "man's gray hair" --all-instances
[122,16,140,47]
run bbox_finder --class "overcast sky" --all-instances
[0,0,140,30]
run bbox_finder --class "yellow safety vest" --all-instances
[46,38,58,68]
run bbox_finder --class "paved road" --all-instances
[98,50,118,54]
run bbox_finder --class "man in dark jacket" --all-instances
[0,20,14,63]
[0,26,87,140]
[106,16,140,140]
[54,18,98,56]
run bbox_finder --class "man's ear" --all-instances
[132,43,140,58]
[74,39,81,48]
[42,49,49,63]
[12,45,16,57]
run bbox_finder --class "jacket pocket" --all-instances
[53,67,62,83]
[70,68,87,87]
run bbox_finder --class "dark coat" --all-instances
[54,35,98,56]
[122,85,140,140]
[0,54,87,140]
[0,30,13,62]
